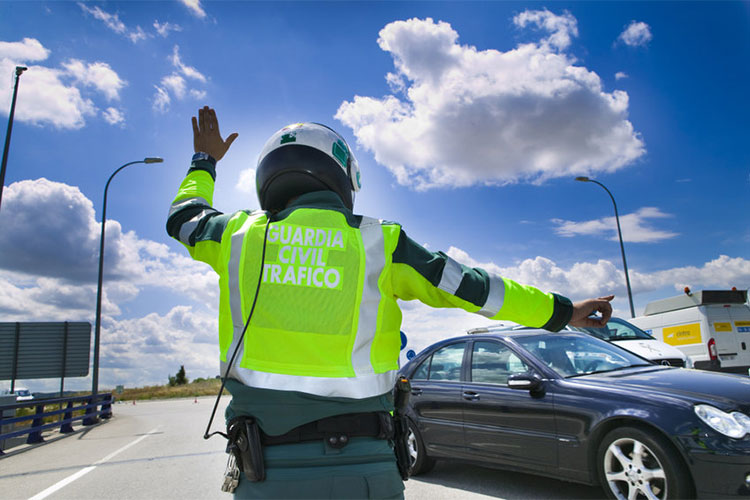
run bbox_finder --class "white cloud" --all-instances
[615,71,628,80]
[78,2,126,33]
[102,107,125,125]
[552,206,678,243]
[0,178,224,388]
[399,250,750,364]
[62,59,127,101]
[153,85,171,113]
[78,3,149,43]
[0,37,50,61]
[236,168,256,194]
[100,306,220,387]
[170,45,207,82]
[154,46,207,111]
[153,20,183,37]
[0,39,129,128]
[190,88,207,100]
[447,248,750,303]
[0,58,95,129]
[619,21,653,47]
[161,74,187,99]
[180,0,207,19]
[0,178,217,302]
[127,26,148,43]
[336,15,645,190]
[513,9,578,50]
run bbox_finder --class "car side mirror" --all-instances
[507,372,543,391]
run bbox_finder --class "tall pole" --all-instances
[0,66,28,213]
[575,177,636,318]
[91,158,163,410]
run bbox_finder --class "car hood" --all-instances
[612,339,686,361]
[575,367,750,411]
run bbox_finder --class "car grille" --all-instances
[657,358,684,367]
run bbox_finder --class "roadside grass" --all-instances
[115,378,228,401]
[8,379,228,429]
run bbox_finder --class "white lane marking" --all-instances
[28,427,161,500]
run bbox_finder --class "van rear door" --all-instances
[728,305,750,368]
[706,305,741,363]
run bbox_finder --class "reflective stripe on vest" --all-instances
[478,274,505,318]
[223,212,266,378]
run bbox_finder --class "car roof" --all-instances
[466,325,570,336]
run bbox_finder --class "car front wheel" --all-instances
[406,419,435,476]
[597,426,693,500]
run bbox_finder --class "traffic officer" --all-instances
[167,106,613,499]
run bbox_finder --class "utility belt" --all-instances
[222,378,412,493]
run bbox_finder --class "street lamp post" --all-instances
[0,66,28,213]
[575,176,636,318]
[91,157,163,413]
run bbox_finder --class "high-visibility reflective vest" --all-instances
[167,160,572,399]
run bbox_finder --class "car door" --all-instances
[408,341,468,457]
[462,339,558,470]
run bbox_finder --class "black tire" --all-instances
[407,419,435,476]
[596,426,694,500]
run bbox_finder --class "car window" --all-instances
[427,342,466,381]
[515,334,648,378]
[570,317,653,341]
[471,341,530,386]
[412,358,429,380]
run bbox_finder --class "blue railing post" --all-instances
[82,395,97,426]
[60,401,74,433]
[26,404,46,444]
[101,394,112,419]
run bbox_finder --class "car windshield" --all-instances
[568,317,654,341]
[514,333,653,378]
[16,390,30,396]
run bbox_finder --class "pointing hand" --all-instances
[568,295,614,328]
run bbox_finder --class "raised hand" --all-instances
[192,106,238,162]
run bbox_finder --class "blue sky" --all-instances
[1,1,748,391]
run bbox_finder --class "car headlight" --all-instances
[694,404,749,438]
[732,411,750,434]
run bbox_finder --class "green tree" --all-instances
[168,365,188,386]
[175,365,188,385]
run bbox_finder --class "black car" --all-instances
[400,329,750,499]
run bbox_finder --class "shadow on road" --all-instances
[411,462,604,499]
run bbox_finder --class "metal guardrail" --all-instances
[0,393,113,455]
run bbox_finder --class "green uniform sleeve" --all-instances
[166,159,230,273]
[390,228,573,331]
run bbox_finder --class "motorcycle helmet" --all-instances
[256,122,361,212]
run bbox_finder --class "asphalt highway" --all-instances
[0,397,604,499]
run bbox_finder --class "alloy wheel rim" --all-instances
[604,437,668,500]
[407,427,418,466]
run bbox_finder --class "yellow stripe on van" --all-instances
[663,323,702,346]
[714,322,732,332]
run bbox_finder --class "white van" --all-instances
[629,289,750,374]
[567,317,692,368]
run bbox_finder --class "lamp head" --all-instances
[15,66,27,76]
[144,157,164,164]
[575,176,590,182]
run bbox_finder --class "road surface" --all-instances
[0,397,604,499]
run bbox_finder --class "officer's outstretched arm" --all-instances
[390,228,575,331]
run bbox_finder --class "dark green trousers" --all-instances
[233,437,405,499]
